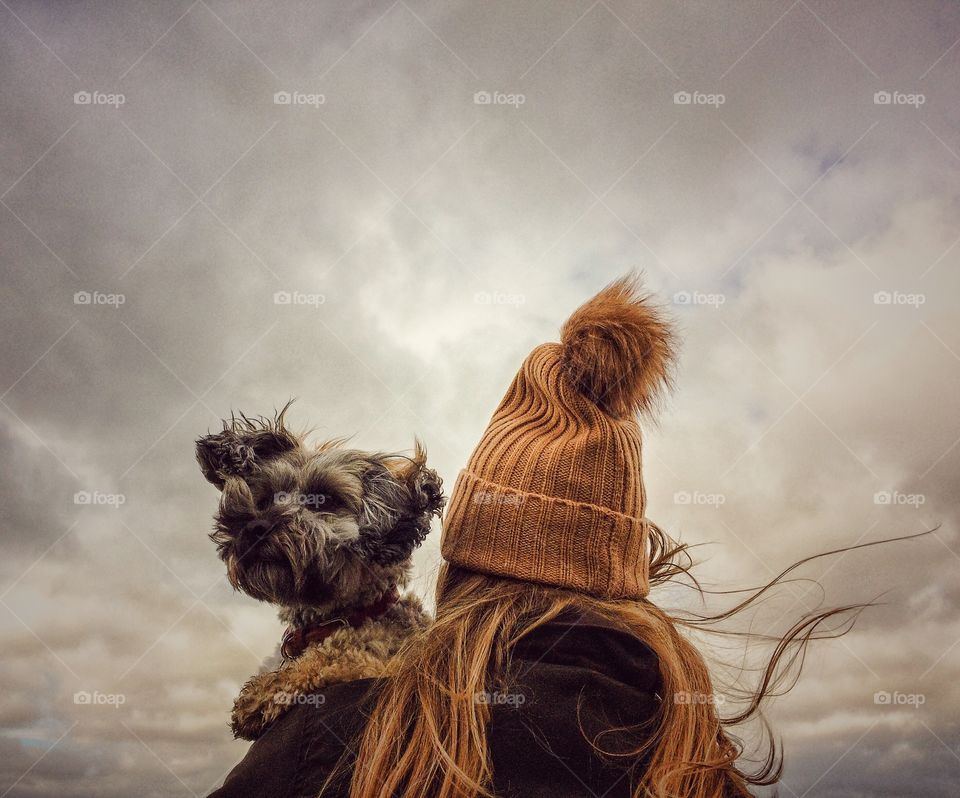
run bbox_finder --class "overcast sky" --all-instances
[1,1,958,795]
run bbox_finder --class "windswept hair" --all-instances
[337,524,929,797]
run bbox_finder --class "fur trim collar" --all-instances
[231,595,428,740]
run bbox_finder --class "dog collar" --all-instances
[280,587,400,661]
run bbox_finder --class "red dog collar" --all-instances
[280,587,400,661]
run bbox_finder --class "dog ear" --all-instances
[408,463,445,520]
[354,445,446,565]
[196,423,298,489]
[388,440,446,518]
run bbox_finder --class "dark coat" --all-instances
[208,610,662,797]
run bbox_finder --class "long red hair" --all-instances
[332,524,926,797]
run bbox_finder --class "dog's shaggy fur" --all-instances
[229,598,429,740]
[196,403,444,740]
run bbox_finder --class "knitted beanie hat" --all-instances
[440,275,676,599]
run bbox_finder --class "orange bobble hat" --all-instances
[440,274,677,599]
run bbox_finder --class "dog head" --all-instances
[196,404,445,614]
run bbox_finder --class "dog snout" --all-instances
[232,518,277,551]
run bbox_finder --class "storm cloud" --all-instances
[1,1,958,795]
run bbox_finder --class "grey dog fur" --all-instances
[196,402,444,738]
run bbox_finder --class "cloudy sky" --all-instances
[1,1,958,795]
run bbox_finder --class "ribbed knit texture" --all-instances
[442,276,674,599]
[441,343,652,598]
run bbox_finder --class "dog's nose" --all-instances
[239,518,275,541]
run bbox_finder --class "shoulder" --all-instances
[511,606,660,688]
[486,608,662,797]
[207,678,380,798]
[296,677,380,763]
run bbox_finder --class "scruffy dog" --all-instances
[196,404,444,740]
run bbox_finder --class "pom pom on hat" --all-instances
[559,274,676,418]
